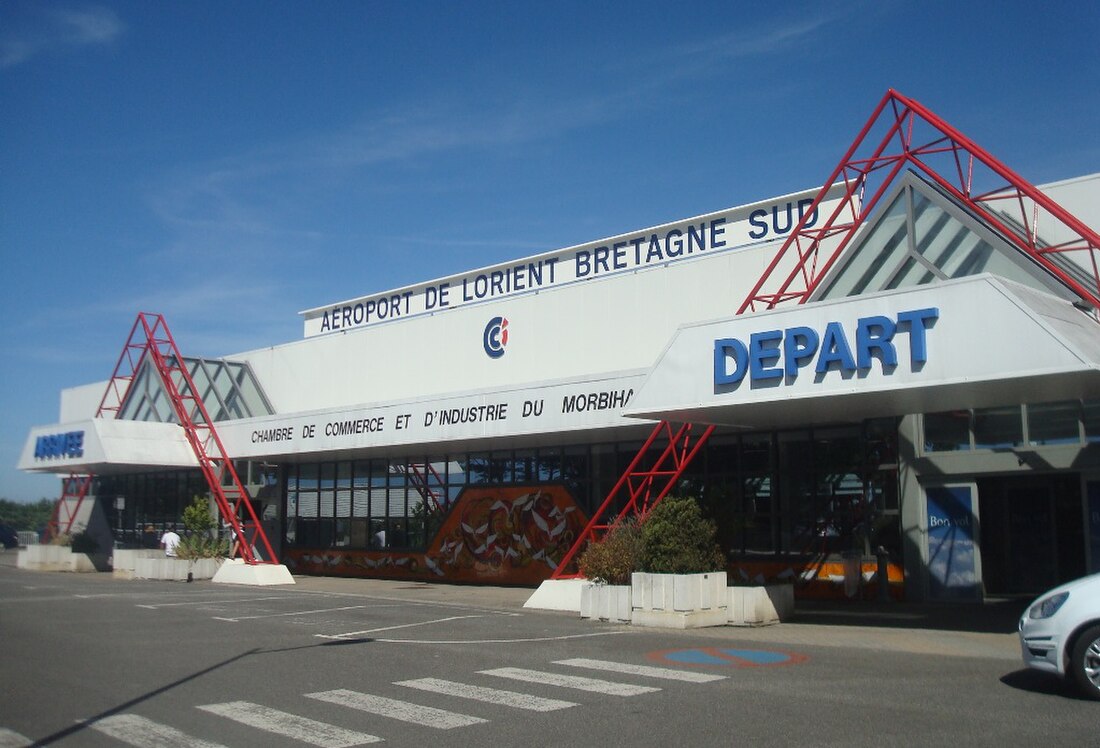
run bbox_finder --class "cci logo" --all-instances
[483,316,509,359]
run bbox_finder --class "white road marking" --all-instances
[373,631,632,645]
[554,658,727,683]
[0,727,32,747]
[87,714,228,747]
[212,604,367,622]
[315,614,486,639]
[136,595,297,609]
[197,701,381,746]
[480,667,661,696]
[305,689,487,729]
[396,677,577,712]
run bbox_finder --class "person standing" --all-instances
[160,526,181,557]
[142,524,159,549]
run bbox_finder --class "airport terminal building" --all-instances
[19,94,1100,602]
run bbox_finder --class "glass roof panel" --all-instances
[815,172,1078,302]
[115,356,273,424]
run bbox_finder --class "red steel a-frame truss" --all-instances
[51,313,277,565]
[45,474,94,540]
[552,89,1100,579]
[742,88,1100,314]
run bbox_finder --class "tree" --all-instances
[0,498,54,531]
[638,495,725,574]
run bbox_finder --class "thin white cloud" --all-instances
[1,4,123,69]
[676,16,834,61]
[143,11,849,289]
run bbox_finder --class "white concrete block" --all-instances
[212,558,295,586]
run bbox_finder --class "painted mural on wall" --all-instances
[285,485,589,585]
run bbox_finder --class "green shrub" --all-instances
[638,495,725,574]
[175,533,231,561]
[578,517,642,585]
[182,495,217,536]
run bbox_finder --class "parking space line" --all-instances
[315,614,486,639]
[136,595,298,609]
[553,658,727,682]
[305,689,487,729]
[198,701,382,746]
[212,605,368,622]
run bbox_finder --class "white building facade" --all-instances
[20,160,1100,601]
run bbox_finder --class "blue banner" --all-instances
[926,485,980,600]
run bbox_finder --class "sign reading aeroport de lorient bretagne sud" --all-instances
[300,184,848,338]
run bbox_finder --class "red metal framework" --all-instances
[56,313,277,564]
[406,462,447,514]
[551,421,714,579]
[740,88,1100,314]
[45,474,93,540]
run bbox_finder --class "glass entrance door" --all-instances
[977,474,1085,595]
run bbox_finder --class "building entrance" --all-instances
[977,474,1085,595]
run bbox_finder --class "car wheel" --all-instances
[1070,624,1100,701]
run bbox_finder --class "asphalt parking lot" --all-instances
[1,550,1094,748]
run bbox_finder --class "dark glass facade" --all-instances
[281,417,902,565]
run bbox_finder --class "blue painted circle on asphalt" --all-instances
[657,647,798,666]
[719,648,791,664]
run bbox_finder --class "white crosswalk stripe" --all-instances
[71,657,717,747]
[87,714,229,748]
[479,667,661,696]
[553,657,728,683]
[0,728,32,748]
[197,701,382,746]
[395,677,578,712]
[305,689,487,729]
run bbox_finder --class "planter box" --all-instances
[17,545,97,572]
[631,571,728,629]
[579,582,632,623]
[728,584,794,626]
[133,556,224,581]
[111,549,164,579]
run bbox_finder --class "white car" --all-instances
[1018,572,1100,700]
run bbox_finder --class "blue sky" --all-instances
[2,1,1098,503]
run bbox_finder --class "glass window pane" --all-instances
[744,514,773,555]
[335,488,352,518]
[467,454,491,484]
[974,406,1023,449]
[298,464,319,490]
[1085,401,1100,442]
[536,448,560,481]
[298,492,318,518]
[923,411,971,452]
[336,462,352,489]
[513,450,535,483]
[318,489,335,518]
[490,452,513,483]
[320,463,336,490]
[1028,401,1081,446]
